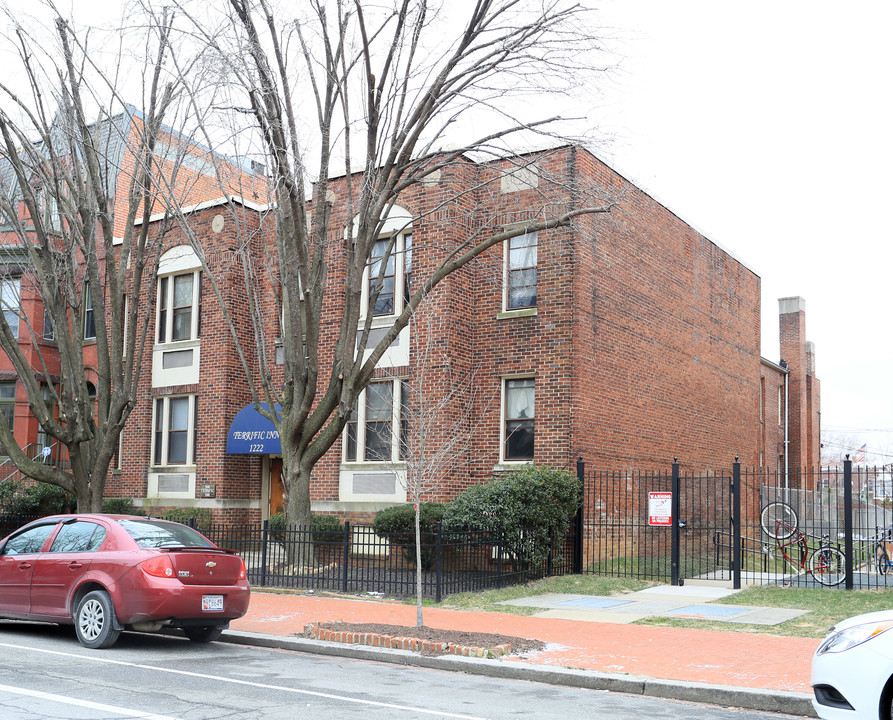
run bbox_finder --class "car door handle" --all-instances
[68,562,84,570]
[17,562,31,570]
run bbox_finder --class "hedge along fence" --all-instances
[443,465,581,569]
[197,466,582,601]
[372,502,447,570]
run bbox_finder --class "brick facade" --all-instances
[2,143,821,522]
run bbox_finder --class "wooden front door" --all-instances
[269,458,285,517]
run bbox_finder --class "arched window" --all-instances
[355,206,412,319]
[156,246,202,344]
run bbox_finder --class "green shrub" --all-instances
[0,481,70,518]
[373,503,447,569]
[0,479,23,513]
[443,465,581,568]
[373,503,446,537]
[267,513,345,541]
[162,507,213,531]
[268,512,285,535]
[102,498,142,515]
[311,514,345,542]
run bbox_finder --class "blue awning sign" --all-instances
[226,403,282,454]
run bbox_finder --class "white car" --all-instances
[812,610,893,719]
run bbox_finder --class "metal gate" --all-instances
[579,458,893,590]
[578,460,734,585]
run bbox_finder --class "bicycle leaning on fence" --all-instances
[759,501,845,586]
[874,526,893,575]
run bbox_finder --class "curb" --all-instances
[219,630,817,717]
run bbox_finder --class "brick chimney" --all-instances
[778,297,821,475]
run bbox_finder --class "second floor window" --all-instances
[83,282,95,340]
[505,232,537,310]
[365,232,411,318]
[43,305,54,341]
[1,276,21,337]
[157,271,202,343]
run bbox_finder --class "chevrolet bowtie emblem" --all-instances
[205,561,217,568]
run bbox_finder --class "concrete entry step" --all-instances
[496,586,808,626]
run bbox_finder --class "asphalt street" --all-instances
[0,622,799,720]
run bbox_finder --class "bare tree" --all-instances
[0,10,180,510]
[381,300,487,626]
[172,0,614,548]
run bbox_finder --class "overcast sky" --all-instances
[585,1,893,464]
[12,0,892,463]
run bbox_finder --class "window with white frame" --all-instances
[157,270,202,343]
[344,379,408,463]
[1,276,21,337]
[503,378,535,461]
[365,231,411,318]
[43,304,54,341]
[504,232,537,310]
[83,282,95,340]
[0,381,15,431]
[152,395,198,467]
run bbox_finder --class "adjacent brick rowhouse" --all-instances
[2,142,821,521]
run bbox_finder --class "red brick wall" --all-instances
[570,149,761,471]
[109,145,778,523]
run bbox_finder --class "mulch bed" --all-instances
[307,621,545,656]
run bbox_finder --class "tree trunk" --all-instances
[282,444,315,567]
[415,504,424,628]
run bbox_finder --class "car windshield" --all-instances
[118,519,215,549]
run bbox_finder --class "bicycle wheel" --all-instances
[877,545,890,575]
[760,501,798,540]
[809,546,845,586]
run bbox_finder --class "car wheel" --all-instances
[75,590,121,649]
[183,625,224,643]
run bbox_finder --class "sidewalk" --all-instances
[227,590,819,717]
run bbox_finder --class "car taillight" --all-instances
[140,555,175,578]
[238,557,246,580]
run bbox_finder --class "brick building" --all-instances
[1,141,821,521]
[0,106,266,476]
[111,145,819,522]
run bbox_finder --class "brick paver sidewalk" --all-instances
[230,591,819,693]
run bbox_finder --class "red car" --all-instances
[0,514,250,648]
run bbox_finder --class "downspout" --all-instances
[784,367,790,498]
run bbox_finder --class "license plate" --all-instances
[202,595,224,612]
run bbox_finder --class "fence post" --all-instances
[435,522,443,603]
[574,457,585,574]
[342,521,351,594]
[496,529,504,590]
[844,457,854,590]
[260,519,269,589]
[671,458,682,586]
[732,458,741,590]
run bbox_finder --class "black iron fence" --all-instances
[579,458,893,590]
[203,521,575,601]
[0,514,41,538]
[6,457,891,595]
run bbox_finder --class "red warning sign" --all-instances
[648,492,673,526]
